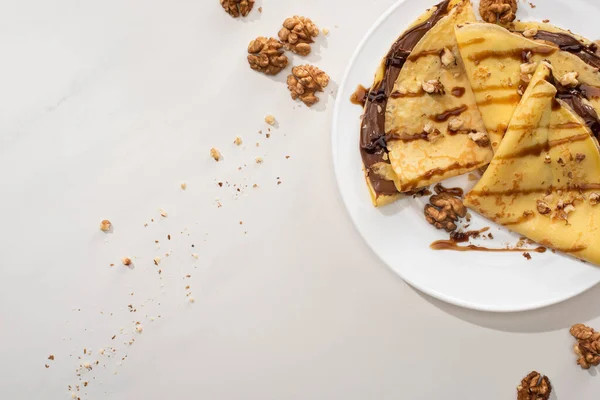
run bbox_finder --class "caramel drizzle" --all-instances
[390,91,425,99]
[407,49,442,62]
[432,105,468,122]
[468,183,600,197]
[431,240,547,253]
[509,122,583,131]
[496,133,590,160]
[468,47,556,63]
[478,94,521,107]
[403,161,481,191]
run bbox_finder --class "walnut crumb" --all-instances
[322,28,330,35]
[480,0,517,24]
[180,182,187,190]
[448,117,464,132]
[522,27,538,38]
[153,257,161,266]
[265,115,276,125]
[100,220,112,232]
[520,62,537,74]
[210,148,222,161]
[440,48,456,67]
[135,325,143,333]
[220,0,254,18]
[121,257,132,266]
[523,252,532,260]
[559,72,579,87]
[468,132,491,147]
[48,355,55,360]
[191,253,199,259]
[160,209,168,217]
[517,371,551,400]
[234,136,243,146]
[278,16,319,56]
[422,79,444,94]
[255,157,263,164]
[468,173,479,181]
[247,37,289,76]
[575,153,586,162]
[287,65,330,107]
[536,200,551,215]
[544,154,551,164]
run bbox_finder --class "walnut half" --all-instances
[247,37,289,76]
[287,65,330,107]
[516,371,552,400]
[571,323,600,369]
[424,192,467,232]
[220,0,254,18]
[479,0,517,24]
[278,16,319,56]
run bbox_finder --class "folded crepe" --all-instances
[455,22,600,152]
[384,0,493,192]
[464,62,600,265]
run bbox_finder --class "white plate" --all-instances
[332,0,600,312]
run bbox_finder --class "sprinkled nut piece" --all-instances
[589,193,600,205]
[247,37,289,76]
[233,137,242,146]
[322,28,330,35]
[121,257,132,266]
[287,65,330,107]
[278,16,319,56]
[536,200,551,215]
[559,72,579,87]
[516,371,551,400]
[210,148,222,161]
[448,117,463,132]
[100,220,112,232]
[520,62,537,74]
[153,257,161,266]
[180,182,187,190]
[575,153,586,162]
[468,131,490,147]
[135,325,143,333]
[160,209,168,218]
[264,115,276,125]
[440,48,456,67]
[544,154,551,164]
[422,79,445,94]
[522,27,539,38]
[427,130,443,143]
[220,0,254,18]
[255,157,263,164]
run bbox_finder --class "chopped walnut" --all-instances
[255,157,263,164]
[536,200,551,215]
[522,27,539,38]
[517,371,552,400]
[559,71,579,87]
[100,220,112,232]
[468,131,491,147]
[264,115,276,125]
[448,117,464,132]
[210,147,222,161]
[575,153,586,162]
[479,0,517,24]
[422,79,444,94]
[544,154,551,164]
[424,204,457,232]
[233,136,242,146]
[180,182,187,190]
[322,28,330,36]
[427,129,443,143]
[589,193,600,205]
[220,0,254,18]
[278,16,319,56]
[247,37,289,76]
[571,323,600,369]
[121,257,132,266]
[520,62,538,74]
[287,65,330,107]
[440,48,456,67]
[430,192,467,219]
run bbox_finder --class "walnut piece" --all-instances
[559,71,579,87]
[247,37,289,76]
[121,257,132,266]
[536,200,551,215]
[430,193,467,219]
[479,0,517,24]
[422,79,445,94]
[448,117,464,132]
[440,48,456,67]
[100,220,112,232]
[544,154,551,164]
[468,132,491,147]
[522,28,539,38]
[278,16,319,56]
[220,0,254,18]
[265,115,276,125]
[575,153,586,162]
[210,147,222,161]
[424,204,457,232]
[571,323,600,369]
[520,62,537,74]
[589,193,600,205]
[233,136,243,146]
[287,65,330,107]
[427,130,443,143]
[516,371,552,400]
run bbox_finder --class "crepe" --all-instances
[464,62,600,265]
[360,0,463,206]
[384,0,493,192]
[455,22,600,152]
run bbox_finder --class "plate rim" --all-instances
[331,0,600,312]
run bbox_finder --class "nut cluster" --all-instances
[220,0,255,18]
[516,371,552,400]
[570,323,600,369]
[424,188,467,232]
[287,65,330,107]
[247,37,289,76]
[479,0,517,24]
[278,16,320,56]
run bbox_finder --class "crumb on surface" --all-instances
[210,148,222,161]
[523,252,532,260]
[234,136,243,146]
[153,257,161,266]
[121,257,132,266]
[160,209,168,218]
[100,220,112,232]
[322,28,330,35]
[265,115,276,125]
[180,182,187,190]
[48,355,55,360]
[258,6,262,12]
[255,157,263,164]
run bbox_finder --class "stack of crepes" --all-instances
[359,0,600,264]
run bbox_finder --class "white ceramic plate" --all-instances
[332,0,600,311]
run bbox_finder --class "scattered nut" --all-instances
[48,355,55,361]
[191,253,199,259]
[516,371,551,400]
[278,16,319,56]
[153,257,161,266]
[448,117,464,132]
[559,71,579,87]
[575,153,586,162]
[247,37,289,76]
[571,323,600,369]
[589,193,600,205]
[423,122,435,134]
[180,182,187,190]
[563,204,576,215]
[440,48,456,67]
[135,325,143,334]
[287,65,330,107]
[322,28,330,35]
[544,154,551,164]
[424,204,457,232]
[160,209,168,218]
[255,157,263,164]
[100,220,112,232]
[264,115,276,125]
[520,62,538,74]
[121,257,132,266]
[522,27,539,38]
[536,200,551,215]
[422,79,445,94]
[233,137,243,146]
[210,148,222,161]
[220,0,254,18]
[427,129,443,143]
[479,0,517,24]
[468,131,491,147]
